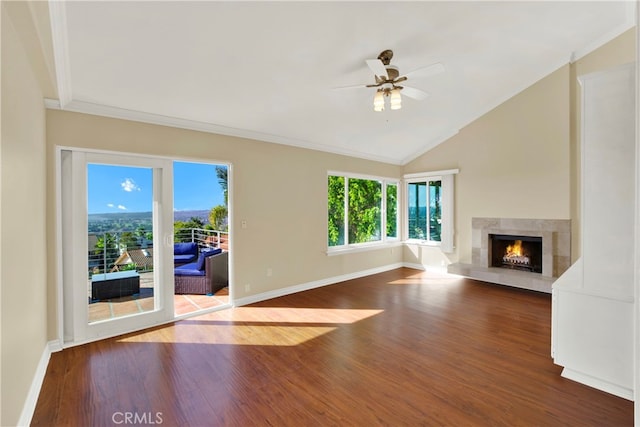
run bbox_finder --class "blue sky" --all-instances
[87,162,226,214]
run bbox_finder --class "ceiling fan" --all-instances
[336,49,444,111]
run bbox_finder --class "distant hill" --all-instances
[173,210,211,224]
[88,209,211,233]
[89,210,210,222]
[88,211,153,222]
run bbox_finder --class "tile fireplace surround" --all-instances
[447,218,571,293]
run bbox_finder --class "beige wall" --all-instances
[1,3,50,425]
[403,28,636,269]
[45,110,403,329]
[404,64,571,266]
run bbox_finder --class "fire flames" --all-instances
[503,240,530,265]
[506,240,523,257]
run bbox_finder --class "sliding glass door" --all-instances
[62,151,174,344]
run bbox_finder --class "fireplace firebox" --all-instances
[489,234,542,273]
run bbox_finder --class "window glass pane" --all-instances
[327,175,345,246]
[408,182,427,239]
[348,178,382,243]
[429,180,442,242]
[386,183,397,238]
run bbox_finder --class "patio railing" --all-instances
[88,228,228,277]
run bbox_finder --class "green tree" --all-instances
[328,176,386,246]
[328,176,345,246]
[209,205,228,231]
[120,231,139,249]
[429,180,442,241]
[174,217,205,242]
[134,225,153,243]
[216,166,228,205]
[347,178,381,244]
[386,184,397,238]
[207,165,229,231]
[95,232,116,255]
[93,232,119,273]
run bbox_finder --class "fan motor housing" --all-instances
[385,65,400,80]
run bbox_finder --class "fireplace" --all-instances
[489,234,542,273]
[447,218,571,293]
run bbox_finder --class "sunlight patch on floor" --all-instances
[210,307,384,324]
[116,308,383,346]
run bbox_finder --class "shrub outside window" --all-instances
[328,173,399,250]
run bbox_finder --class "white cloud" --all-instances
[121,178,140,192]
[107,203,115,208]
[118,205,127,210]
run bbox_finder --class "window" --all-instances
[408,180,441,241]
[404,169,458,252]
[328,173,399,251]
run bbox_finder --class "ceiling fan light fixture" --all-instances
[373,90,385,112]
[390,88,402,110]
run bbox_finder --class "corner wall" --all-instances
[1,3,50,425]
[403,28,636,270]
[403,64,571,268]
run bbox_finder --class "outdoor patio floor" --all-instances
[88,272,229,322]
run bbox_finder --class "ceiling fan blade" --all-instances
[401,86,429,101]
[332,84,366,91]
[403,62,445,79]
[366,59,388,80]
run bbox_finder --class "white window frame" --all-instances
[403,169,458,253]
[327,171,400,255]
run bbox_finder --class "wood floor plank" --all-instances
[32,268,633,426]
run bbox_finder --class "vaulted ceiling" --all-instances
[47,1,635,165]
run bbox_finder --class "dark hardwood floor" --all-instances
[32,268,633,426]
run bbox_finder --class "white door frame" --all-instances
[59,148,175,345]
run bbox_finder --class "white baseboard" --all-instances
[561,367,634,401]
[17,340,62,426]
[402,262,427,271]
[233,262,406,307]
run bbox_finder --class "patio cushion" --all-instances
[173,242,198,265]
[174,242,197,255]
[174,262,205,276]
[195,248,222,270]
[174,254,197,264]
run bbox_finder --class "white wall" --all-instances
[553,62,635,400]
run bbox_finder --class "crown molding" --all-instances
[48,0,72,107]
[44,99,404,165]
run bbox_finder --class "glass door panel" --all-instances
[87,164,156,323]
[172,161,230,316]
[62,150,174,344]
